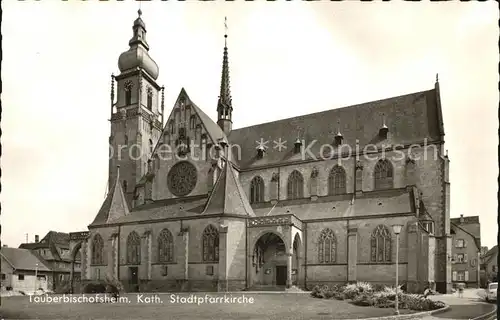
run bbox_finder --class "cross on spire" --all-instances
[224,16,228,47]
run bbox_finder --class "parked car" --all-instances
[486,282,497,302]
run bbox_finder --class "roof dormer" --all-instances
[379,113,389,139]
[294,138,302,154]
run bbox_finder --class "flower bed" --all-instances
[311,282,446,312]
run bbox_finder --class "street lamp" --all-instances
[34,263,39,294]
[392,224,403,315]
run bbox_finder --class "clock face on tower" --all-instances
[167,161,198,197]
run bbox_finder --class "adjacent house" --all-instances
[19,231,81,290]
[1,247,53,294]
[450,215,481,288]
[481,245,498,286]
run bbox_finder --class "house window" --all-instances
[374,159,394,190]
[91,234,104,265]
[328,165,346,195]
[370,225,392,262]
[457,253,465,263]
[456,239,465,248]
[18,274,25,281]
[287,170,304,200]
[127,231,141,264]
[318,228,337,263]
[1,274,6,280]
[250,176,265,203]
[456,271,465,281]
[202,225,219,263]
[158,229,174,263]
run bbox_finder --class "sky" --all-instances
[2,1,498,248]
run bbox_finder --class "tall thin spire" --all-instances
[217,17,233,134]
[218,17,232,109]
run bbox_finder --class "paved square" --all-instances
[0,293,414,320]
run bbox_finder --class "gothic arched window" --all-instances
[287,170,304,199]
[122,180,128,192]
[250,176,265,203]
[125,89,132,106]
[127,231,141,265]
[91,234,104,265]
[318,228,336,263]
[202,225,219,262]
[190,115,197,129]
[328,165,346,195]
[374,159,393,190]
[124,134,128,146]
[158,229,174,263]
[370,225,392,262]
[149,139,153,154]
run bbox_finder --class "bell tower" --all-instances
[108,9,164,202]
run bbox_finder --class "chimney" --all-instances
[35,235,39,243]
[460,214,464,223]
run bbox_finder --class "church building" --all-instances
[76,11,453,294]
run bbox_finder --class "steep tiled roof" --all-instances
[252,187,415,220]
[451,223,481,250]
[202,160,255,216]
[451,216,480,225]
[228,88,443,169]
[89,166,130,227]
[89,195,208,226]
[1,247,51,272]
[483,245,498,263]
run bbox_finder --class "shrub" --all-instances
[83,282,107,294]
[343,283,359,299]
[351,292,376,306]
[311,285,340,299]
[333,292,346,300]
[372,283,385,292]
[6,286,12,291]
[105,275,124,292]
[356,282,373,293]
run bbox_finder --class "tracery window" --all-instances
[287,170,304,199]
[91,234,104,265]
[318,228,337,263]
[202,225,219,262]
[250,176,265,203]
[328,165,346,195]
[374,159,393,190]
[127,231,141,265]
[158,229,174,263]
[370,225,392,263]
[167,161,197,196]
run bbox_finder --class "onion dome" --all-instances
[118,9,159,80]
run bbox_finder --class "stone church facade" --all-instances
[77,11,452,294]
